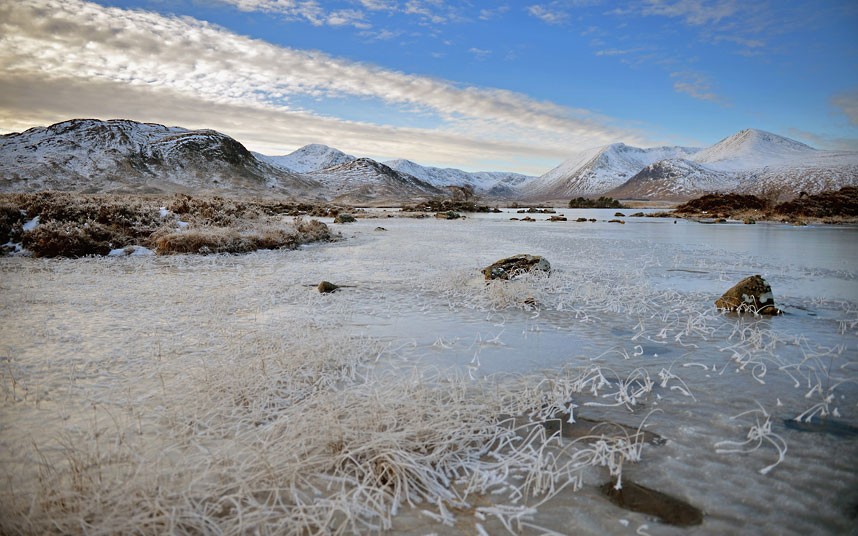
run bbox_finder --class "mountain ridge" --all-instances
[2,119,856,202]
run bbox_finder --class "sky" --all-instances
[1,0,857,175]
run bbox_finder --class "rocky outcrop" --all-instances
[482,254,550,280]
[715,275,780,314]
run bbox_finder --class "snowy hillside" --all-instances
[606,159,736,201]
[384,158,532,195]
[307,158,443,203]
[523,143,699,199]
[691,129,816,172]
[0,119,319,196]
[521,130,858,201]
[257,144,356,173]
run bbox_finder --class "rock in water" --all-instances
[482,254,550,280]
[334,213,356,223]
[318,281,339,293]
[600,480,703,526]
[715,275,780,314]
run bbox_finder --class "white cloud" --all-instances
[641,0,739,25]
[670,71,724,103]
[0,0,649,173]
[527,4,569,24]
[832,89,858,127]
[468,47,492,60]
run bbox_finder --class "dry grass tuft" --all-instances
[0,192,336,257]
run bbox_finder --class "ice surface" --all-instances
[1,213,856,535]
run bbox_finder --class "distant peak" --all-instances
[717,128,814,150]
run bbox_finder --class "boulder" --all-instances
[715,275,780,314]
[317,281,340,293]
[548,215,568,222]
[482,254,550,281]
[334,213,356,223]
[435,211,461,220]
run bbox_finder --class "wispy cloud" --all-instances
[832,89,858,127]
[468,47,492,60]
[641,0,740,25]
[218,0,370,28]
[527,4,569,24]
[0,0,647,173]
[670,72,724,104]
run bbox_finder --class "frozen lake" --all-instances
[1,209,856,535]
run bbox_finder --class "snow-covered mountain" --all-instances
[691,128,815,171]
[3,120,855,202]
[307,158,444,203]
[523,143,699,199]
[256,144,356,173]
[0,119,319,196]
[383,158,532,196]
[522,129,858,201]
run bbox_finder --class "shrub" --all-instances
[22,220,129,257]
[568,196,624,209]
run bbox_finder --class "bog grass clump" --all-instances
[0,192,335,257]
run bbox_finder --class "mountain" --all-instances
[0,119,319,196]
[690,128,815,171]
[307,158,444,204]
[256,143,356,173]
[605,159,736,201]
[383,158,532,196]
[523,143,698,200]
[522,130,858,201]
[3,120,854,203]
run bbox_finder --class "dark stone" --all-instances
[334,213,356,223]
[575,217,588,222]
[482,254,550,280]
[548,215,567,221]
[435,211,461,220]
[608,219,625,224]
[614,212,626,217]
[715,275,780,314]
[374,226,387,231]
[317,281,339,293]
[600,480,703,527]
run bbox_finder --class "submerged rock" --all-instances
[541,413,665,446]
[600,480,703,526]
[317,281,340,293]
[715,275,780,314]
[783,417,858,438]
[482,254,550,280]
[548,215,568,222]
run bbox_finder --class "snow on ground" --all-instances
[1,213,856,535]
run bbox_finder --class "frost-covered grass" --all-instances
[0,192,339,257]
[1,218,857,534]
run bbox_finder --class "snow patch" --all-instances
[22,215,39,231]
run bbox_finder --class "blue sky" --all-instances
[1,0,856,174]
